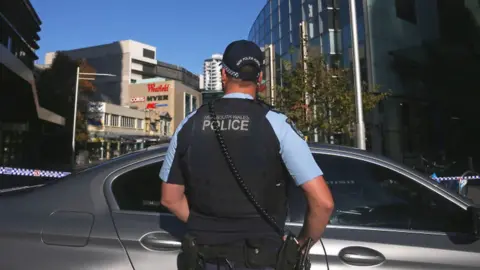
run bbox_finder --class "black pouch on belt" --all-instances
[275,234,299,270]
[178,234,202,270]
[244,239,277,269]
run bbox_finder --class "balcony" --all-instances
[0,0,41,52]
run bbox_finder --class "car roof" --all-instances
[75,141,472,207]
[96,142,396,170]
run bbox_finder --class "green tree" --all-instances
[275,54,388,145]
[36,52,96,146]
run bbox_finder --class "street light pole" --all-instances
[72,66,80,165]
[71,69,116,167]
[348,0,366,150]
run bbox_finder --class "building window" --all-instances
[165,122,170,135]
[325,0,339,9]
[192,96,198,111]
[137,119,143,129]
[131,79,137,83]
[121,116,135,128]
[143,64,156,74]
[322,9,340,31]
[111,115,119,127]
[143,48,155,59]
[395,0,417,24]
[185,93,192,117]
[104,113,110,126]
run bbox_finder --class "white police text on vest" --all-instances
[202,115,250,131]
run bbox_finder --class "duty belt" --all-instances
[197,242,278,268]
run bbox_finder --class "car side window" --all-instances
[112,161,170,213]
[288,154,471,233]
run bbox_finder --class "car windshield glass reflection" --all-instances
[288,153,471,234]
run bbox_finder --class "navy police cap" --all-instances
[221,40,264,82]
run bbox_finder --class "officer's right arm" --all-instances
[266,111,334,246]
[159,112,196,223]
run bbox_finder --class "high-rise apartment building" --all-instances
[199,74,204,90]
[202,54,223,91]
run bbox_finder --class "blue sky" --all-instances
[31,0,266,74]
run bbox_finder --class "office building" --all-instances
[261,44,276,104]
[247,0,466,165]
[45,40,200,106]
[203,54,223,91]
[0,0,65,169]
[248,0,345,112]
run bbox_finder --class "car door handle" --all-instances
[339,246,385,266]
[140,232,181,251]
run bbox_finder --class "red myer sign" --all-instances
[147,83,169,92]
[146,103,156,109]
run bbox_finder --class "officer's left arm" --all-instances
[266,111,334,245]
[159,113,196,223]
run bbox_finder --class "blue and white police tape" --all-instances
[430,172,480,183]
[0,167,71,178]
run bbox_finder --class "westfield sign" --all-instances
[147,83,169,92]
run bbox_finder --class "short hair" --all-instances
[226,64,258,87]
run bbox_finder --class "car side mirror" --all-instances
[467,206,480,236]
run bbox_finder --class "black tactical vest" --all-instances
[175,98,292,245]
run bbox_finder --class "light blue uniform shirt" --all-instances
[160,92,323,186]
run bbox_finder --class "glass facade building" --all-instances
[248,0,367,82]
[248,0,480,168]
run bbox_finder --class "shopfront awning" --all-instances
[159,111,172,120]
[89,131,170,143]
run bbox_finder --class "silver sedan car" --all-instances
[0,144,479,269]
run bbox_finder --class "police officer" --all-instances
[160,40,334,270]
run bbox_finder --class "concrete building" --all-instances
[0,0,65,169]
[85,102,169,161]
[199,74,205,90]
[45,40,200,106]
[203,54,223,91]
[128,79,202,132]
[154,60,199,90]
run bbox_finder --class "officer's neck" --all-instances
[224,88,256,99]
